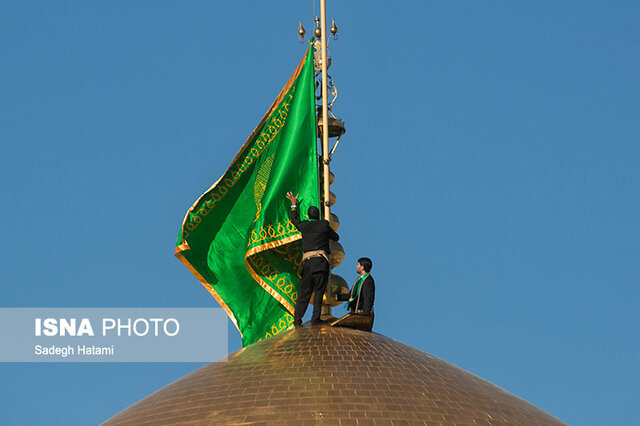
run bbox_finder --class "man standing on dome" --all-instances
[286,191,339,326]
[337,257,375,318]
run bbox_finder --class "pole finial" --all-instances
[329,18,338,40]
[298,20,307,42]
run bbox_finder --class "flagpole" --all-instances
[320,0,331,220]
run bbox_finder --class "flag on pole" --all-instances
[175,46,318,346]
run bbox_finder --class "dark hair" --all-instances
[358,257,372,273]
[308,206,320,220]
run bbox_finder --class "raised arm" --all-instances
[286,192,303,231]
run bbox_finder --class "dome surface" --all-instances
[104,326,565,425]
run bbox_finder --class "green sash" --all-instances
[345,273,369,310]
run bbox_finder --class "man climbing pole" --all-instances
[286,191,339,326]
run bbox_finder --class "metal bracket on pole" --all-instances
[329,134,342,159]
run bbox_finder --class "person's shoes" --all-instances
[311,319,326,326]
[293,321,303,328]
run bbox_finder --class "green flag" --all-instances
[175,46,318,346]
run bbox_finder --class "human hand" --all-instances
[286,192,299,204]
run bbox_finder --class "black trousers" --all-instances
[294,257,330,325]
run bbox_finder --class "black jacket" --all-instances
[289,208,339,253]
[337,275,375,315]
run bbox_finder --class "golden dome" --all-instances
[104,326,565,425]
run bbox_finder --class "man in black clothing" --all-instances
[286,191,339,326]
[337,257,375,316]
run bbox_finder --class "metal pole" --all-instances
[319,0,333,320]
[320,0,330,220]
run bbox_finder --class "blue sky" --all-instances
[1,1,638,424]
